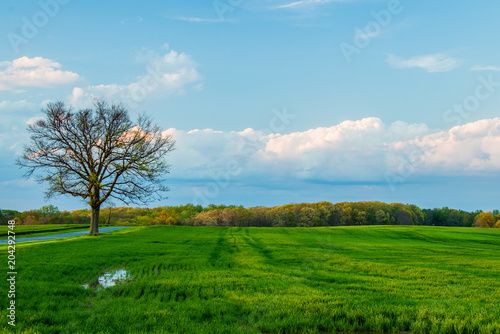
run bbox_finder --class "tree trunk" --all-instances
[90,205,100,234]
[107,207,112,225]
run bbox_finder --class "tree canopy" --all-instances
[17,100,175,233]
[6,201,495,229]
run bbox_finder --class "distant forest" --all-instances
[2,202,500,228]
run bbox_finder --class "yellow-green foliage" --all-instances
[4,202,496,228]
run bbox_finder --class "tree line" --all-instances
[2,201,499,228]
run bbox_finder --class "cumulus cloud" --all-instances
[390,118,500,173]
[5,114,500,205]
[164,117,500,185]
[67,48,202,109]
[257,118,431,180]
[165,118,431,182]
[6,112,500,191]
[0,56,79,91]
[163,127,278,179]
[386,53,461,73]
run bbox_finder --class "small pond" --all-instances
[82,269,130,290]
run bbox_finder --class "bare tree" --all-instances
[105,202,116,226]
[17,100,175,234]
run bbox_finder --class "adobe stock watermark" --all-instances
[385,148,426,192]
[111,64,166,110]
[385,74,500,191]
[443,74,500,126]
[213,0,243,21]
[6,220,17,327]
[236,107,297,155]
[340,0,408,64]
[8,0,71,53]
[193,107,295,206]
[193,160,242,207]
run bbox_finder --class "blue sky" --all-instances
[1,0,500,212]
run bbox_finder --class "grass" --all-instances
[0,225,499,333]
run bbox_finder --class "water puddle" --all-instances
[82,269,130,290]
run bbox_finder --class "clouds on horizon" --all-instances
[3,95,500,186]
[4,114,500,210]
[164,117,500,185]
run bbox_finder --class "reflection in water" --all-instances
[82,269,130,290]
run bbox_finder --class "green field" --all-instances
[1,225,499,333]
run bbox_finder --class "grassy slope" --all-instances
[1,226,499,334]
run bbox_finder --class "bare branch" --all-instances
[17,100,175,232]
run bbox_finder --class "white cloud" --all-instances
[470,65,500,72]
[163,16,225,23]
[262,117,386,158]
[390,118,500,173]
[257,118,430,180]
[386,53,461,73]
[6,115,500,205]
[67,48,202,109]
[165,118,431,182]
[26,116,44,126]
[164,117,500,184]
[278,0,344,9]
[163,127,277,179]
[0,56,79,91]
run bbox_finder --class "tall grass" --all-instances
[1,225,499,333]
